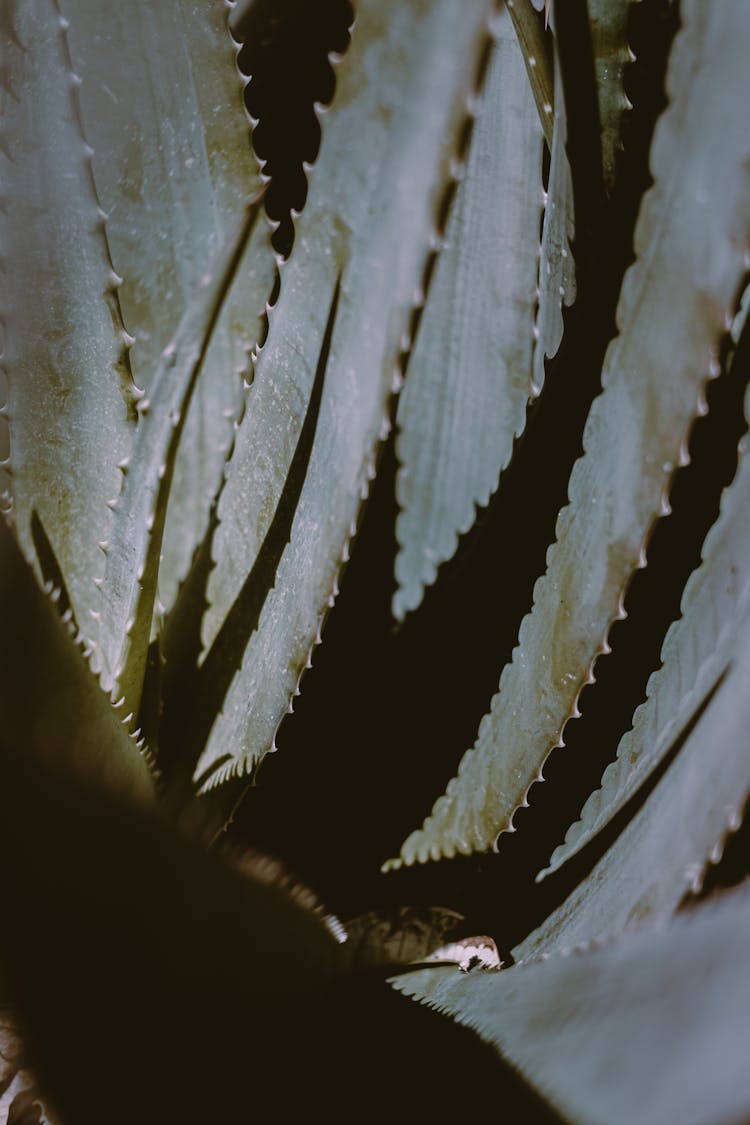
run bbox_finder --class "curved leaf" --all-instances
[1,0,137,629]
[395,881,750,1125]
[194,0,496,790]
[392,9,543,619]
[63,0,275,613]
[97,201,263,721]
[540,385,750,879]
[388,0,750,867]
[513,579,750,959]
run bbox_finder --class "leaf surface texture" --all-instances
[540,386,750,878]
[394,881,750,1125]
[195,0,496,789]
[390,0,750,866]
[393,9,543,618]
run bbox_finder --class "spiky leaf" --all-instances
[394,881,750,1125]
[97,202,263,721]
[194,0,496,790]
[540,386,750,879]
[514,564,750,959]
[389,0,750,867]
[63,0,274,614]
[392,9,543,618]
[1,0,137,629]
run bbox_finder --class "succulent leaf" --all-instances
[96,200,263,724]
[394,880,750,1125]
[392,8,544,619]
[514,564,750,958]
[62,0,275,612]
[540,382,750,880]
[388,0,750,867]
[195,0,497,790]
[1,0,137,632]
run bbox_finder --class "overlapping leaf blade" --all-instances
[194,0,496,790]
[389,0,750,867]
[392,8,543,619]
[540,386,750,880]
[63,0,275,614]
[394,881,750,1125]
[96,201,263,722]
[1,0,137,629]
[514,565,750,958]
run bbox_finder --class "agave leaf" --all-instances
[1,0,137,630]
[63,0,274,613]
[194,0,496,790]
[388,0,750,868]
[96,201,262,722]
[392,8,543,619]
[394,880,750,1125]
[540,386,750,880]
[514,586,750,960]
[0,515,153,800]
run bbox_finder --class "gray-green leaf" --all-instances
[540,383,750,880]
[2,0,137,631]
[393,9,543,619]
[514,571,750,959]
[194,0,496,790]
[387,0,750,867]
[394,880,750,1125]
[63,0,275,613]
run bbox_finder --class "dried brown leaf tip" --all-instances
[341,906,501,972]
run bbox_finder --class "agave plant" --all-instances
[2,0,750,1119]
